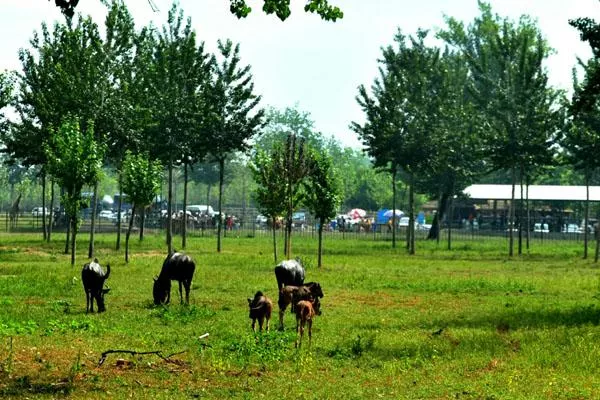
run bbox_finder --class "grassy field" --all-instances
[1,232,600,399]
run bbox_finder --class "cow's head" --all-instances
[153,277,170,305]
[96,286,110,313]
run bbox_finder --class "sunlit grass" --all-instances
[1,231,600,398]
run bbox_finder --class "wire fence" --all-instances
[1,211,595,246]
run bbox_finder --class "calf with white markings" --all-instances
[153,252,195,305]
[82,258,111,313]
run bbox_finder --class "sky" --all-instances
[1,0,599,148]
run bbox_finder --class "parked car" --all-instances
[293,211,307,228]
[399,216,409,227]
[533,223,549,233]
[562,223,581,233]
[186,205,215,217]
[31,207,48,217]
[98,210,116,221]
[256,214,268,226]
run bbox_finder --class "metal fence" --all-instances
[1,211,594,246]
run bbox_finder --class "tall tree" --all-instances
[144,5,211,254]
[0,72,12,134]
[303,148,341,268]
[352,29,440,254]
[5,14,108,244]
[44,119,105,266]
[441,2,559,256]
[120,151,163,263]
[250,147,287,263]
[204,39,265,253]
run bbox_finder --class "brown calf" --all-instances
[278,282,323,330]
[248,291,273,332]
[295,297,321,348]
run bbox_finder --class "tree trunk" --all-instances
[518,167,523,256]
[41,171,47,241]
[509,166,516,257]
[70,215,77,266]
[47,181,54,242]
[391,169,397,249]
[64,216,70,255]
[126,204,136,263]
[408,177,415,255]
[584,170,590,259]
[139,206,145,241]
[116,179,123,251]
[88,182,98,259]
[448,197,454,250]
[526,181,530,251]
[182,163,188,249]
[271,217,278,264]
[317,217,324,268]
[428,192,449,241]
[595,224,599,263]
[217,158,224,253]
[167,162,173,254]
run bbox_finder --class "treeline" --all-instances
[351,2,600,258]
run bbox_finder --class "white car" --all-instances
[31,207,48,217]
[98,210,116,220]
[533,223,549,233]
[562,224,581,233]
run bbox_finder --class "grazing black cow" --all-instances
[82,258,111,313]
[153,252,195,305]
[247,291,273,332]
[274,259,305,293]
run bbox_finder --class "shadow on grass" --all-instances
[0,375,73,397]
[423,303,600,331]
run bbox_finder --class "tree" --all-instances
[6,14,108,245]
[254,106,325,154]
[562,58,600,261]
[441,2,559,256]
[230,0,343,21]
[415,50,485,243]
[143,4,211,254]
[44,119,105,266]
[204,39,265,253]
[352,29,441,254]
[303,149,341,268]
[250,147,287,263]
[120,151,162,262]
[0,72,12,135]
[51,0,343,21]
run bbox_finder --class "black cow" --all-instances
[82,258,111,313]
[153,252,195,305]
[274,259,305,293]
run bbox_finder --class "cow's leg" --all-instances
[279,308,285,330]
[295,315,301,348]
[183,280,191,304]
[179,281,184,304]
[90,291,95,312]
[85,291,90,313]
[265,315,270,332]
[251,318,256,332]
[258,316,265,332]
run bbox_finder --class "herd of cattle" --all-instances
[81,255,323,347]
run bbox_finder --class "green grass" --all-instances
[1,232,600,399]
